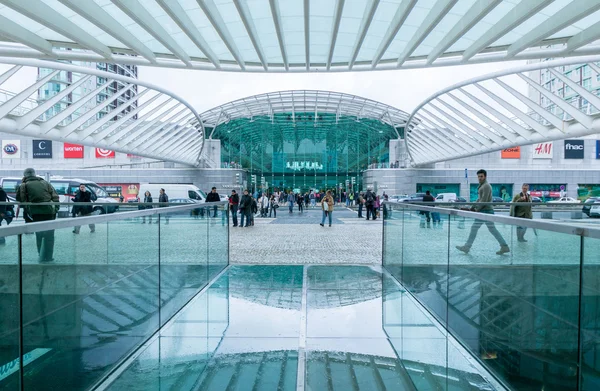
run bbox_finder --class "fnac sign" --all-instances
[64,143,84,158]
[501,146,520,159]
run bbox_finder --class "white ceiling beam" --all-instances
[424,104,487,150]
[0,15,55,56]
[0,0,113,59]
[112,0,192,67]
[348,0,379,70]
[492,77,563,130]
[562,20,600,55]
[419,109,474,153]
[130,113,192,150]
[108,101,178,144]
[462,0,548,61]
[0,65,21,87]
[234,0,268,71]
[426,0,501,64]
[304,0,310,70]
[372,0,417,68]
[506,0,600,58]
[156,0,220,68]
[269,0,288,71]
[126,108,189,149]
[435,97,504,145]
[326,0,345,70]
[0,70,59,119]
[58,0,156,64]
[16,75,92,130]
[397,0,457,67]
[196,0,246,71]
[446,91,513,140]
[549,67,600,111]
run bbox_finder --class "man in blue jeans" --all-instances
[456,169,510,255]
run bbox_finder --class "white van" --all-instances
[435,193,457,202]
[138,184,207,203]
[0,176,119,215]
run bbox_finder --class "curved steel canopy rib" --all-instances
[406,55,600,166]
[0,0,599,72]
[0,58,204,166]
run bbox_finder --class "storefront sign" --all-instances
[596,140,600,159]
[1,140,20,159]
[95,148,115,158]
[564,139,584,159]
[501,147,520,159]
[64,143,84,158]
[532,142,553,159]
[32,140,52,158]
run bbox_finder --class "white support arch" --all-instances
[406,55,600,166]
[0,58,204,166]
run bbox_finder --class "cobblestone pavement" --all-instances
[229,207,383,264]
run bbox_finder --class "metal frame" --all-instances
[406,55,600,166]
[0,202,228,237]
[384,202,600,240]
[0,58,205,166]
[0,0,600,72]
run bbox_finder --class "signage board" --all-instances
[597,140,600,159]
[32,140,52,158]
[501,146,520,159]
[532,142,553,159]
[95,148,115,158]
[564,139,584,159]
[1,140,20,159]
[64,143,84,158]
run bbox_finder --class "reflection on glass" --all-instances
[0,233,20,391]
[581,237,600,391]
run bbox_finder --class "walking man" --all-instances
[206,187,220,217]
[72,183,96,233]
[456,169,510,255]
[510,183,533,242]
[365,188,375,220]
[287,190,295,214]
[422,190,435,228]
[159,188,169,224]
[16,168,59,262]
[239,189,252,227]
[229,189,239,227]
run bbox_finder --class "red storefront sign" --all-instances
[64,143,84,158]
[95,148,115,158]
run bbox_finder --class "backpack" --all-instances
[366,193,374,203]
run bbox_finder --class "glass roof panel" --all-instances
[184,7,235,62]
[279,0,306,62]
[247,0,283,64]
[331,0,368,64]
[0,5,73,43]
[214,1,260,63]
[355,0,399,63]
[548,9,600,40]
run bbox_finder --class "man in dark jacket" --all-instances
[206,187,220,217]
[422,190,435,226]
[72,184,96,234]
[15,168,59,262]
[229,189,239,227]
[365,188,375,220]
[0,185,14,245]
[238,189,252,227]
[159,188,169,224]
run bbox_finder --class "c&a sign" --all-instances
[1,140,20,159]
[501,146,520,159]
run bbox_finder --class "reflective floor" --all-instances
[104,265,499,390]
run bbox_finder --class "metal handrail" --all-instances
[0,201,228,237]
[384,202,600,239]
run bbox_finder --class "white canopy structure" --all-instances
[0,0,599,72]
[0,58,204,166]
[406,55,600,166]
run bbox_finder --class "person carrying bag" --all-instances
[320,190,335,227]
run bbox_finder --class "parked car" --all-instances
[548,197,580,204]
[492,197,505,203]
[401,193,426,202]
[590,204,600,218]
[531,196,542,203]
[389,194,408,202]
[435,193,457,202]
[582,197,600,216]
[451,196,467,203]
[168,198,204,216]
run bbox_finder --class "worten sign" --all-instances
[501,146,520,159]
[64,143,84,158]
[2,140,20,159]
[32,140,52,158]
[532,142,553,159]
[564,139,584,159]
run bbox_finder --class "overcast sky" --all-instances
[138,60,526,114]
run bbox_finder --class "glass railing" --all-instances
[382,202,600,391]
[0,202,229,391]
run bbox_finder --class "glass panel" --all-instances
[0,232,20,391]
[158,206,208,327]
[383,203,403,280]
[581,236,600,390]
[207,203,228,280]
[20,218,159,390]
[449,214,580,390]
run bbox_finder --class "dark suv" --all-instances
[583,197,600,217]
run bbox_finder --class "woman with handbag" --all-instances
[270,194,278,218]
[320,190,334,227]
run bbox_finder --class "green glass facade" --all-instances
[211,113,401,193]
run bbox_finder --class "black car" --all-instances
[582,197,600,217]
[531,196,542,203]
[492,197,504,203]
[402,193,426,202]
